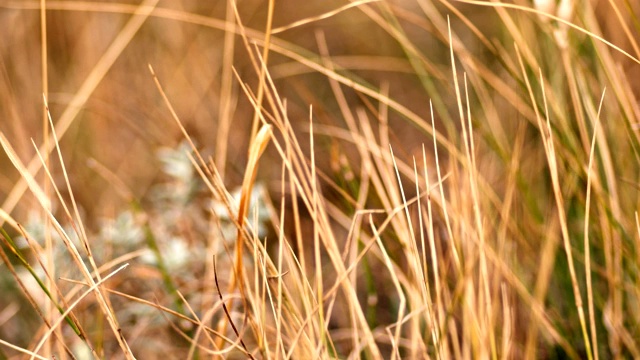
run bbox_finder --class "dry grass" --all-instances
[1,0,640,359]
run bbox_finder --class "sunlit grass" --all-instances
[0,0,639,359]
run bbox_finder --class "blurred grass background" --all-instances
[0,0,639,359]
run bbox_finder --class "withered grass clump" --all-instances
[0,0,639,359]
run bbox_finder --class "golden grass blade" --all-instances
[448,14,496,356]
[272,0,381,34]
[215,124,272,350]
[234,124,273,288]
[500,284,513,359]
[422,144,445,358]
[584,89,606,360]
[0,338,49,360]
[603,0,640,59]
[39,13,52,358]
[370,216,405,360]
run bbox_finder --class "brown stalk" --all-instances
[215,124,272,349]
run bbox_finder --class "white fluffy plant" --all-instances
[143,140,270,273]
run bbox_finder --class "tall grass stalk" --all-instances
[1,0,640,358]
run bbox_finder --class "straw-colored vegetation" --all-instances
[0,0,639,358]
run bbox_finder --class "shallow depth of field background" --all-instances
[0,0,639,359]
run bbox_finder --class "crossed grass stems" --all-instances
[0,0,639,359]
